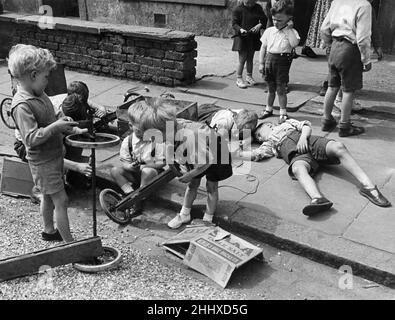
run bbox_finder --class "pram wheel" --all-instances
[99,189,131,225]
[1,97,16,129]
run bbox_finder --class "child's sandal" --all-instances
[258,110,273,120]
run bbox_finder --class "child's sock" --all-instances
[180,206,191,218]
[265,105,273,112]
[280,109,287,116]
[203,213,214,223]
[121,183,134,194]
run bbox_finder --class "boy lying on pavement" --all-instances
[238,118,391,216]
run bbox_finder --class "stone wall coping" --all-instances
[0,12,195,41]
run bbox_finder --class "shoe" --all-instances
[278,114,289,124]
[245,75,256,86]
[338,122,365,137]
[302,197,333,216]
[42,229,63,241]
[258,110,273,119]
[236,78,248,89]
[301,46,317,58]
[167,213,191,229]
[319,81,328,96]
[359,186,391,207]
[321,117,337,132]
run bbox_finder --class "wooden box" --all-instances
[0,157,34,198]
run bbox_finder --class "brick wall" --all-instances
[0,13,197,86]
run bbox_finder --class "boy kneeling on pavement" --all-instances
[239,118,391,216]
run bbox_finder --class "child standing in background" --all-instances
[232,0,267,88]
[258,0,300,123]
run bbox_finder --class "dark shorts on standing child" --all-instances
[328,38,363,92]
[277,131,340,180]
[264,53,292,94]
[29,156,65,195]
[194,136,233,182]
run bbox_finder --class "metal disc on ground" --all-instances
[73,246,122,273]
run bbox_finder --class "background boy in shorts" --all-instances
[320,0,372,137]
[258,0,300,123]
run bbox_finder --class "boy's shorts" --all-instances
[29,157,65,195]
[195,163,233,182]
[264,53,292,94]
[328,38,363,92]
[277,131,340,180]
[194,135,233,182]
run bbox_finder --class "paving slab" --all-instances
[343,170,395,254]
[221,205,395,287]
[326,122,395,168]
[178,77,318,110]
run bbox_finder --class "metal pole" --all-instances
[91,148,97,237]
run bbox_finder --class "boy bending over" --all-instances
[240,118,391,215]
[128,98,233,229]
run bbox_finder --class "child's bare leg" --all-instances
[41,194,55,234]
[140,167,159,187]
[291,161,322,200]
[204,180,219,222]
[246,50,255,76]
[277,87,288,122]
[260,84,276,119]
[111,167,139,194]
[51,189,74,242]
[325,141,374,189]
[168,178,201,229]
[323,87,339,119]
[267,91,275,107]
[339,91,354,123]
[237,51,247,78]
[183,178,201,209]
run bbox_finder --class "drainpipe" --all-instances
[84,0,89,20]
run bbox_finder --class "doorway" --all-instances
[41,0,80,17]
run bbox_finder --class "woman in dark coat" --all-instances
[232,0,267,88]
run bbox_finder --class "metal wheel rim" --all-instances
[1,98,16,129]
[100,189,130,224]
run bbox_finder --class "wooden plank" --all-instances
[0,237,103,282]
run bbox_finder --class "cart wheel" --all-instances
[73,246,122,273]
[1,98,16,129]
[99,189,131,225]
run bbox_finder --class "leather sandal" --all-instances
[359,185,391,207]
[321,116,337,132]
[258,110,273,120]
[338,122,365,137]
[302,197,333,216]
